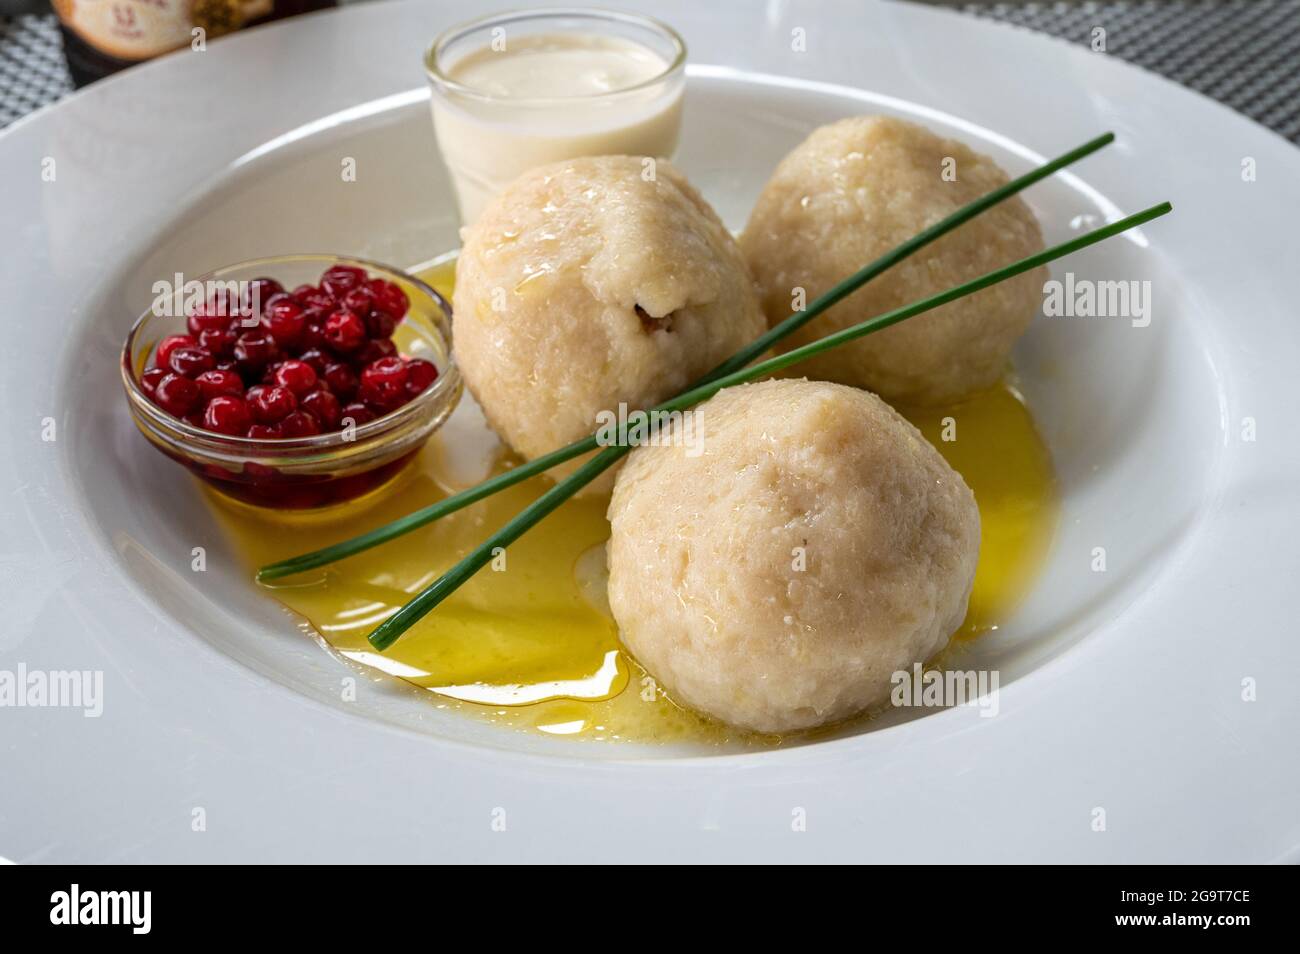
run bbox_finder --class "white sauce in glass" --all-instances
[431,33,684,225]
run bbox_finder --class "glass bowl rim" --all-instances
[120,253,460,452]
[424,6,687,106]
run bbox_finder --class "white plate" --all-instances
[2,0,1297,862]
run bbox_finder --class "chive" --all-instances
[258,131,1116,582]
[366,200,1173,651]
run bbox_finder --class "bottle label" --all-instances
[52,0,273,62]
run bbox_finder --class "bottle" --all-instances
[53,0,338,88]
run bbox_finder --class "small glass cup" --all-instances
[121,255,462,510]
[426,7,687,225]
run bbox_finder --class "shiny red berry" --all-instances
[359,355,407,406]
[246,423,282,439]
[340,402,376,427]
[321,264,366,297]
[155,334,196,369]
[140,366,167,396]
[195,369,244,401]
[367,278,409,318]
[153,373,200,417]
[198,327,237,357]
[202,395,252,436]
[273,359,318,395]
[299,389,341,430]
[321,362,358,399]
[187,306,233,337]
[279,410,321,438]
[354,337,397,365]
[292,284,335,311]
[245,278,284,315]
[167,346,216,378]
[323,309,366,353]
[405,358,439,395]
[234,331,280,371]
[246,384,297,424]
[297,348,330,373]
[265,297,306,347]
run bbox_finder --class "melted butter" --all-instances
[211,258,1057,750]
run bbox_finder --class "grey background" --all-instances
[2,1,1298,140]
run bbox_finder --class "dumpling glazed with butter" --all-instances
[453,155,765,483]
[606,378,981,734]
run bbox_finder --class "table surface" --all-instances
[2,1,1298,139]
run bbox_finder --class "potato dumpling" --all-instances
[453,155,765,486]
[606,378,980,734]
[741,116,1046,405]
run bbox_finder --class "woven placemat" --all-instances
[3,1,1298,140]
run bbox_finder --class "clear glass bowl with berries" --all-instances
[121,255,462,509]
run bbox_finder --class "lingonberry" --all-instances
[202,395,252,436]
[195,369,244,401]
[364,308,397,339]
[155,334,196,369]
[245,278,284,316]
[359,355,408,406]
[187,306,233,337]
[167,346,216,378]
[323,309,367,353]
[340,402,376,426]
[198,327,237,358]
[140,366,167,396]
[246,423,283,440]
[354,337,397,365]
[367,278,409,318]
[292,284,335,311]
[321,264,366,297]
[153,373,200,417]
[246,384,297,424]
[234,331,280,371]
[405,358,439,395]
[299,389,342,430]
[297,348,330,373]
[341,287,372,316]
[273,359,318,395]
[265,297,306,347]
[279,410,321,438]
[321,362,358,399]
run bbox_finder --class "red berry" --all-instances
[340,402,376,427]
[321,362,358,399]
[364,309,396,339]
[405,358,439,395]
[140,366,167,396]
[299,318,326,349]
[245,278,284,315]
[321,264,366,297]
[198,327,237,358]
[246,424,283,440]
[195,369,244,401]
[246,384,297,424]
[367,278,409,318]
[323,309,367,353]
[292,284,335,311]
[273,359,317,395]
[202,395,251,436]
[265,297,305,347]
[299,389,341,429]
[153,373,200,417]
[297,348,330,373]
[187,306,232,337]
[167,346,216,378]
[354,337,397,365]
[359,355,408,408]
[155,334,196,369]
[234,331,280,371]
[279,410,321,438]
[341,287,372,316]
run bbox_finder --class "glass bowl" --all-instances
[121,254,462,510]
